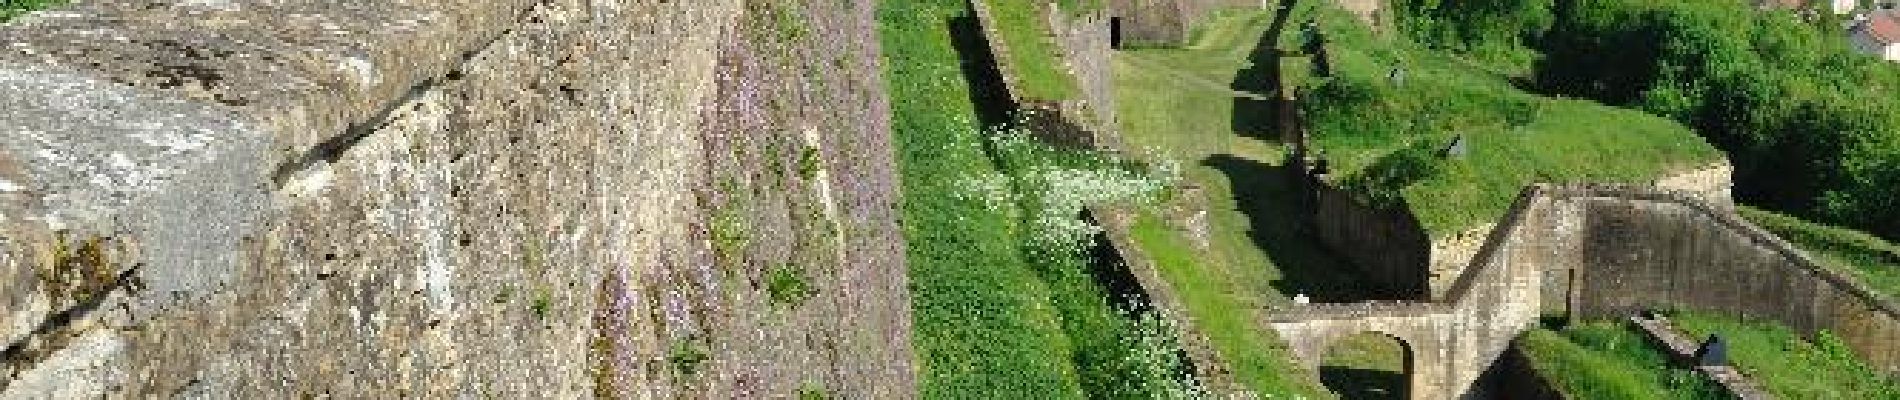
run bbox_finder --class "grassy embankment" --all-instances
[880,0,1206,398]
[1113,6,1367,398]
[978,0,1077,101]
[1741,206,1900,301]
[1518,323,1726,399]
[1295,3,1723,237]
[1671,312,1900,398]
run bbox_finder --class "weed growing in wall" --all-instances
[766,263,814,308]
[668,335,711,376]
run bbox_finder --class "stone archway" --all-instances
[1318,331,1414,400]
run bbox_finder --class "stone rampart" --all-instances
[0,0,913,397]
[1310,183,1433,299]
[1048,2,1118,140]
[1551,185,1900,375]
[1106,0,1257,47]
[1269,187,1560,399]
[1305,162,1734,300]
[968,0,1118,149]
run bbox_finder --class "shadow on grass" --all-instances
[945,12,1015,128]
[1202,154,1405,302]
[1320,366,1408,400]
[1230,0,1301,141]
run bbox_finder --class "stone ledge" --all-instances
[0,0,542,304]
[1629,314,1776,399]
[0,0,547,381]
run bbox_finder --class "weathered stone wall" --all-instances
[968,0,1116,149]
[1272,181,1900,398]
[1485,342,1569,400]
[1628,314,1775,398]
[1048,3,1118,140]
[1106,0,1258,46]
[1561,187,1900,375]
[0,0,912,397]
[1307,162,1733,300]
[1269,187,1565,400]
[1310,183,1432,299]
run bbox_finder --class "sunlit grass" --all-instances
[1672,312,1900,399]
[1518,322,1725,399]
[980,0,1077,101]
[1295,3,1722,237]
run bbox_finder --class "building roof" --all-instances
[1859,10,1900,45]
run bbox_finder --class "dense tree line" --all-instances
[1397,0,1900,240]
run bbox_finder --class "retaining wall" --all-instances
[1106,0,1258,46]
[1305,162,1734,300]
[0,0,913,397]
[1560,187,1900,375]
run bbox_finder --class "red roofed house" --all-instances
[1851,9,1900,61]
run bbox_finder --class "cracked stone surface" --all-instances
[0,0,914,397]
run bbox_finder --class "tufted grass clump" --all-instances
[766,263,814,307]
[667,336,711,376]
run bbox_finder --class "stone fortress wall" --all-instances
[0,0,913,397]
[1274,183,1900,398]
[1048,1,1119,139]
[1106,0,1259,46]
[1559,186,1900,374]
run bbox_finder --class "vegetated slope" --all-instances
[1740,207,1900,308]
[977,0,1078,101]
[1294,2,1722,236]
[1130,213,1332,398]
[876,2,1086,395]
[878,0,1203,397]
[1400,0,1900,242]
[1110,8,1356,397]
[1517,323,1726,399]
[1671,312,1900,398]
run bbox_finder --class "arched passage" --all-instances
[1319,331,1414,400]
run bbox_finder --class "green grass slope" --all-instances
[1296,4,1723,236]
[880,1,1209,397]
[1518,323,1725,399]
[978,0,1077,101]
[879,1,1089,396]
[1672,312,1900,399]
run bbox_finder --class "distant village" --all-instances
[1767,0,1900,60]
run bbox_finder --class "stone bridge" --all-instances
[1264,183,1900,399]
[1267,184,1563,399]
